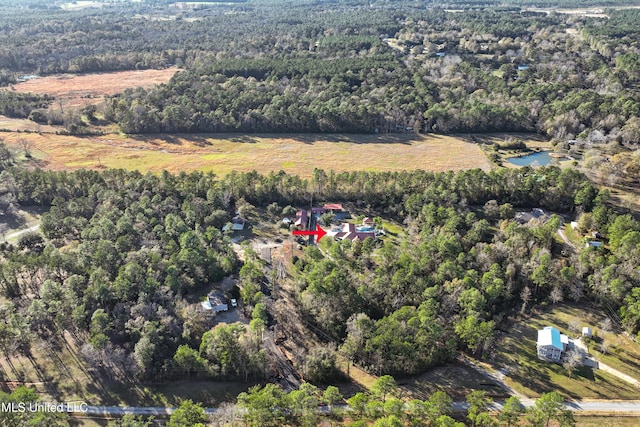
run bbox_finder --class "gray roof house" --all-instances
[201,292,229,313]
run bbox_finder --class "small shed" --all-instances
[582,327,593,338]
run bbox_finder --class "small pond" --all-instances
[507,150,552,167]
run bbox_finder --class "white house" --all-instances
[537,326,568,361]
[582,327,593,338]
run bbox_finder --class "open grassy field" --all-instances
[490,304,640,400]
[11,68,179,110]
[2,132,493,176]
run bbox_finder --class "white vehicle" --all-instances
[230,299,238,308]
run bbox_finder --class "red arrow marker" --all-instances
[292,225,327,242]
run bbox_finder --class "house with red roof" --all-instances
[323,203,343,213]
[334,223,375,242]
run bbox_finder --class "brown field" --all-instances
[11,67,179,109]
[0,116,57,133]
[2,132,493,176]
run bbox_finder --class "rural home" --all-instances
[201,292,229,313]
[294,210,308,229]
[582,327,593,338]
[585,241,603,248]
[362,217,374,227]
[515,208,550,225]
[295,204,348,229]
[222,216,246,232]
[324,203,350,219]
[537,326,569,362]
[334,223,375,242]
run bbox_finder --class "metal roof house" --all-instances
[334,223,376,242]
[222,216,246,232]
[537,326,568,361]
[201,292,229,313]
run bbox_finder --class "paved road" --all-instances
[69,399,640,417]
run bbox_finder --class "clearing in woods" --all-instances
[10,67,179,110]
[2,132,495,176]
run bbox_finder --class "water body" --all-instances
[507,151,552,167]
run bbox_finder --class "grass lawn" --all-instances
[563,223,583,247]
[491,304,640,400]
[1,132,494,177]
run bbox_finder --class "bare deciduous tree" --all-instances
[569,318,581,335]
[550,287,564,304]
[563,350,582,378]
[17,138,32,158]
[520,286,531,313]
[600,317,613,334]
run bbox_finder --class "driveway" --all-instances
[574,337,640,387]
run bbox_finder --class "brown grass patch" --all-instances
[0,116,57,133]
[12,67,179,109]
[2,132,493,176]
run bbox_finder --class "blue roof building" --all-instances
[537,326,568,361]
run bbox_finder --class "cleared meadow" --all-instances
[2,132,494,176]
[11,67,179,110]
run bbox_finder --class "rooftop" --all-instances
[538,326,563,350]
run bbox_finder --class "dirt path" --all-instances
[573,338,640,388]
[1,223,40,242]
[597,362,640,388]
[557,227,577,251]
[229,235,302,391]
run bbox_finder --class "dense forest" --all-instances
[1,142,639,386]
[0,0,640,424]
[0,1,640,152]
[97,5,640,142]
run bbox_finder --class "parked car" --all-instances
[230,298,238,308]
